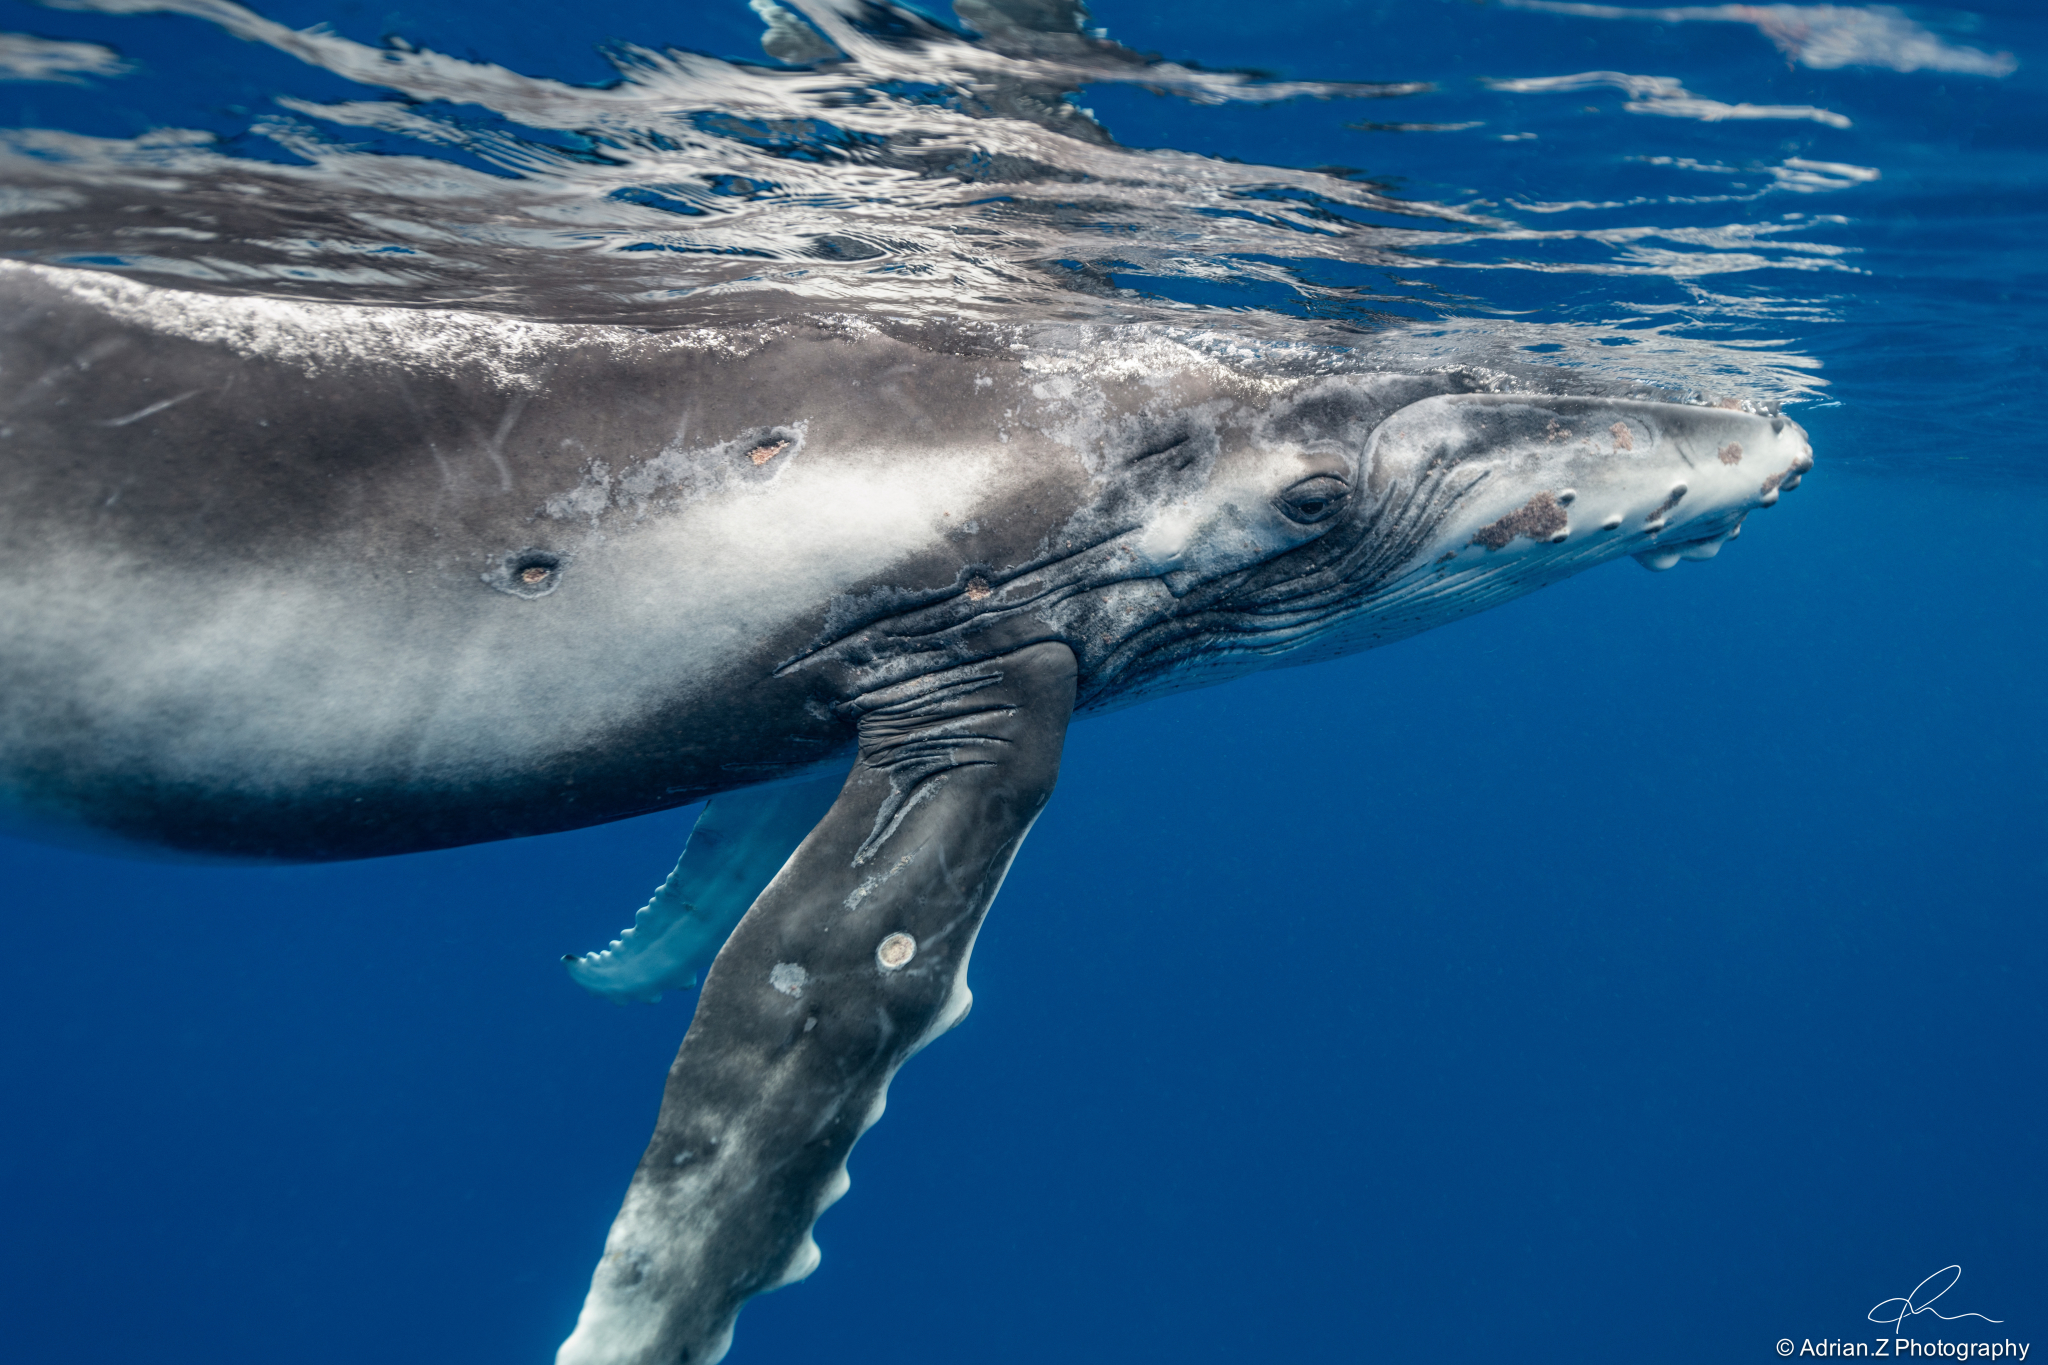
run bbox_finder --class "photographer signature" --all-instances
[1869,1266,2003,1334]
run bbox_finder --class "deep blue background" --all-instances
[3,2,2043,1362]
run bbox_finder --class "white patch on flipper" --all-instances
[844,850,917,914]
[558,1130,752,1364]
[768,962,808,997]
[564,774,840,1003]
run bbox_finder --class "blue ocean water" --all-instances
[1,3,2042,1363]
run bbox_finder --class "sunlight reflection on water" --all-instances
[0,0,2021,409]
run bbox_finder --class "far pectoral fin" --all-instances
[564,775,843,1004]
[556,641,1078,1365]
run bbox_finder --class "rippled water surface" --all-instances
[2,5,2043,1365]
[4,0,2041,448]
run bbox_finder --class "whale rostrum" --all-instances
[0,259,1813,1363]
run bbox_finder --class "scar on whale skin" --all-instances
[747,440,789,466]
[1472,491,1568,550]
[876,933,916,970]
[484,548,567,599]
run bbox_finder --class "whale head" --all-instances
[1059,384,1814,705]
[777,364,1813,713]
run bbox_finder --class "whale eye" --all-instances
[1277,474,1351,525]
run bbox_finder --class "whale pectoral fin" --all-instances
[556,642,1078,1365]
[563,775,844,1004]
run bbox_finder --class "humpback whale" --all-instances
[0,257,1811,1364]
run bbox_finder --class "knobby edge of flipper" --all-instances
[564,775,844,1004]
[556,641,1078,1365]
